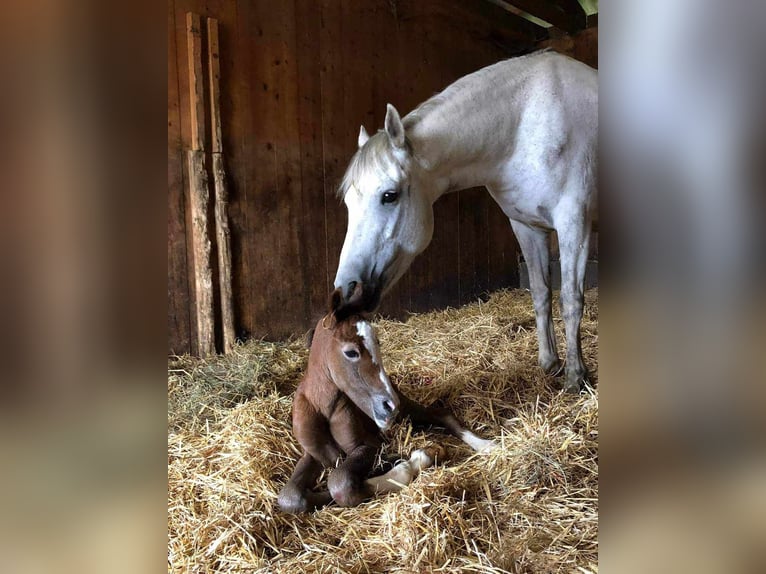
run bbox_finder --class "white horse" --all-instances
[334,50,597,392]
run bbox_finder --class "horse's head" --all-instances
[334,104,436,309]
[311,283,400,430]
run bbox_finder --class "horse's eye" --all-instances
[381,191,399,205]
[344,349,360,360]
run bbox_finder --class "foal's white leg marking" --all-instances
[460,430,497,452]
[365,447,439,495]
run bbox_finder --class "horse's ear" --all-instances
[358,125,370,148]
[384,103,405,148]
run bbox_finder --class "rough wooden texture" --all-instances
[168,0,598,354]
[185,12,206,152]
[207,17,235,353]
[168,1,191,355]
[185,11,214,356]
[211,153,234,353]
[187,149,215,356]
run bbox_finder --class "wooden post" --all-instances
[186,12,215,357]
[207,17,236,353]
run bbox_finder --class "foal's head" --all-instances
[310,284,400,430]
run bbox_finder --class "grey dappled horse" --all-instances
[335,51,597,392]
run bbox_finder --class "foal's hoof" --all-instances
[409,445,444,470]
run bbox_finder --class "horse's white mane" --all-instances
[337,131,411,199]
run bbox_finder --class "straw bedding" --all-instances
[168,288,598,573]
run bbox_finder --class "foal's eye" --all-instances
[381,191,399,205]
[344,349,360,360]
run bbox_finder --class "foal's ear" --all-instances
[329,288,343,314]
[358,125,370,148]
[305,327,316,349]
[329,283,365,322]
[384,103,405,149]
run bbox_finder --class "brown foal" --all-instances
[278,285,495,514]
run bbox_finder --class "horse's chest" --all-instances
[329,397,381,455]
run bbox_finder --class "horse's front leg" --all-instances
[278,453,332,514]
[556,208,592,393]
[366,446,443,495]
[327,444,377,507]
[509,219,561,375]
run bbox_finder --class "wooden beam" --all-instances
[470,0,548,43]
[551,0,587,30]
[496,1,583,34]
[207,17,236,354]
[185,12,215,357]
[186,12,206,152]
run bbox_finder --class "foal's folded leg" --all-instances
[278,453,332,514]
[366,445,444,495]
[327,444,377,507]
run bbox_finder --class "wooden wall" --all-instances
[168,0,554,355]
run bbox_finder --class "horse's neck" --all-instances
[407,114,509,196]
[403,58,539,196]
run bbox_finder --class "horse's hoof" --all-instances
[562,374,587,394]
[542,358,564,377]
[563,381,581,394]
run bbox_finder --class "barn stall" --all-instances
[168,1,598,572]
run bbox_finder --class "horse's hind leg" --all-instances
[509,219,561,375]
[556,206,592,393]
[398,393,496,452]
[278,453,332,514]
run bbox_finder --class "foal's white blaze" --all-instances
[356,320,396,396]
[355,321,380,364]
[460,430,497,452]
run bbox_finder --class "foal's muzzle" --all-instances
[372,395,399,430]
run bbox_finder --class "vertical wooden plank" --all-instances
[487,201,519,292]
[185,12,215,356]
[218,0,255,341]
[207,17,236,352]
[319,0,347,310]
[295,0,330,319]
[186,12,206,152]
[242,0,307,338]
[207,17,223,154]
[168,0,191,355]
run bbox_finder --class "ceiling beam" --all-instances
[492,1,583,34]
[550,0,588,30]
[468,0,549,42]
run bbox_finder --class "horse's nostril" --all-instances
[347,281,358,298]
[383,400,396,414]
